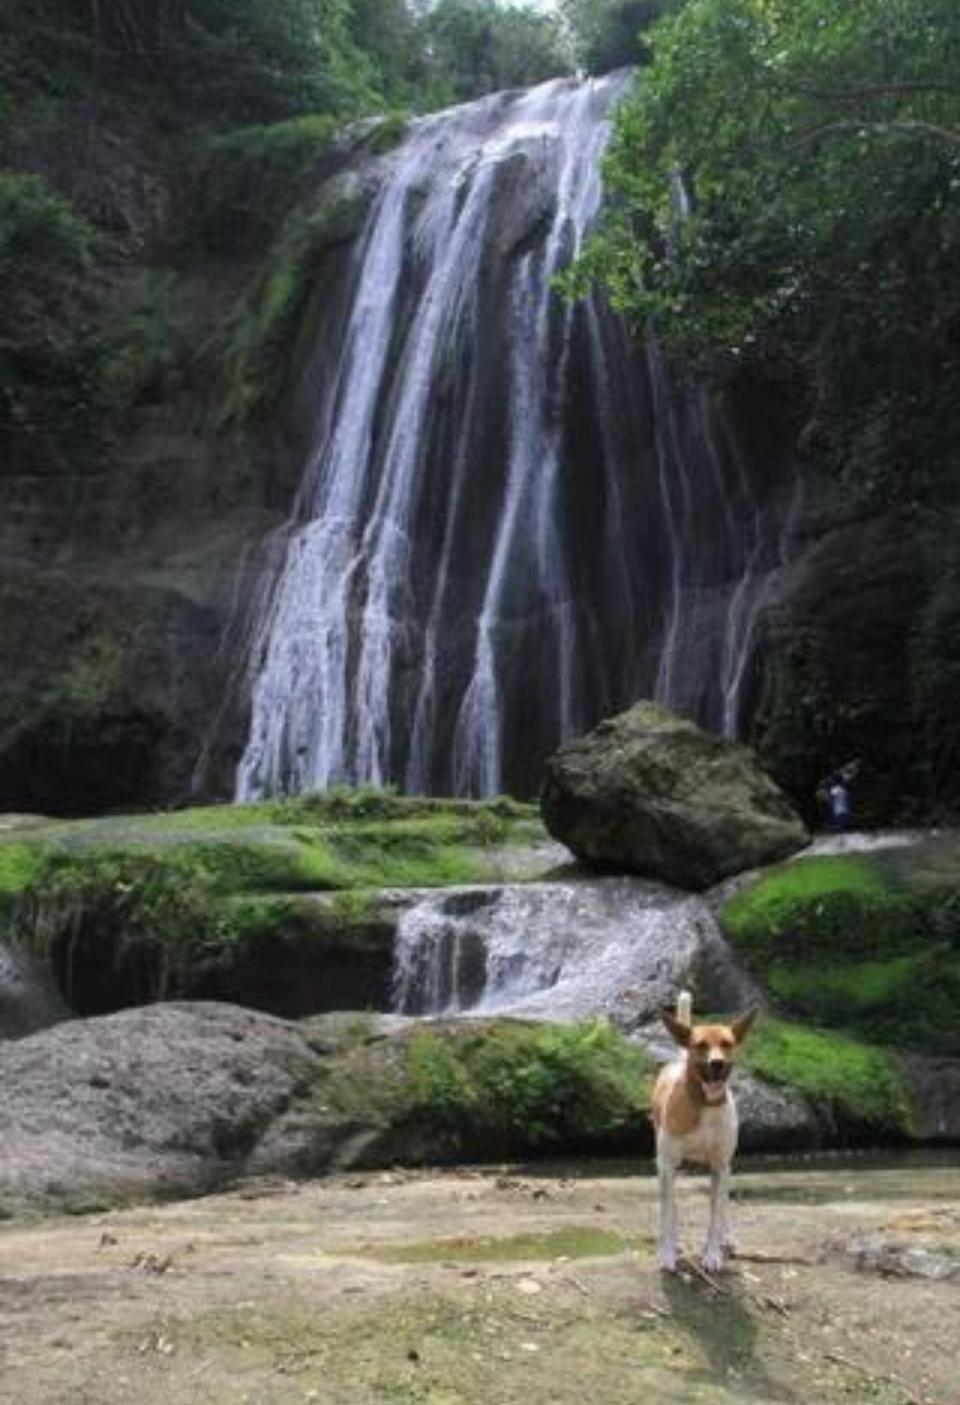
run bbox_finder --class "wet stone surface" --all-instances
[1,1155,957,1405]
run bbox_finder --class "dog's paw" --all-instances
[658,1248,679,1273]
[699,1247,724,1274]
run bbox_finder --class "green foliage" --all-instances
[0,168,94,264]
[421,0,572,105]
[0,842,47,897]
[582,0,960,511]
[97,270,202,412]
[742,1018,909,1134]
[0,169,101,459]
[405,1018,654,1150]
[217,206,320,421]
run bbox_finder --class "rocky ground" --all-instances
[1,1156,957,1405]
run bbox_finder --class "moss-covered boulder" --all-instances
[0,792,552,1028]
[2,999,955,1216]
[0,1005,655,1215]
[541,701,808,890]
[721,836,960,1056]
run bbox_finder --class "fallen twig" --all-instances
[678,1255,726,1292]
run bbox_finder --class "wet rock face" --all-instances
[0,1003,324,1213]
[899,1055,960,1140]
[541,701,809,890]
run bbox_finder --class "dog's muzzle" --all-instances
[699,1061,731,1102]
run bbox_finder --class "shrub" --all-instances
[405,1019,654,1152]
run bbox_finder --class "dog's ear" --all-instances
[661,1008,691,1047]
[731,1006,759,1044]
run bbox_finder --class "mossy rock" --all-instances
[541,700,808,889]
[721,837,960,1055]
[276,1015,658,1170]
[741,1018,911,1140]
[0,791,548,1022]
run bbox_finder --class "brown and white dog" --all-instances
[651,991,758,1272]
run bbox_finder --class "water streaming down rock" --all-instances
[0,942,69,1040]
[391,879,760,1023]
[236,73,795,801]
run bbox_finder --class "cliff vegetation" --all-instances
[576,0,960,820]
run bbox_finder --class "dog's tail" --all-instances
[676,990,693,1027]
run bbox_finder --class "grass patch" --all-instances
[742,1018,910,1135]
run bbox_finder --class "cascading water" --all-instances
[236,72,794,802]
[0,942,69,1040]
[391,879,761,1023]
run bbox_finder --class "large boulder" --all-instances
[540,701,809,890]
[1,1001,954,1217]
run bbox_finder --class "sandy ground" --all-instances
[1,1156,958,1405]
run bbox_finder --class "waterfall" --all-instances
[0,942,69,1040]
[391,879,761,1023]
[236,73,793,802]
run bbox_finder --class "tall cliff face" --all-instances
[0,94,308,814]
[6,70,942,820]
[235,74,796,801]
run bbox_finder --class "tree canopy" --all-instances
[560,0,678,75]
[581,0,960,511]
[421,0,571,104]
[2,0,576,123]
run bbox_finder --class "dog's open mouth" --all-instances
[699,1065,731,1102]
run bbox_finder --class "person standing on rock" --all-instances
[827,775,852,832]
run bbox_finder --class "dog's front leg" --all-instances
[702,1164,730,1272]
[656,1144,680,1272]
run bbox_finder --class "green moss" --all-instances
[304,1018,656,1163]
[742,1018,910,1134]
[0,842,47,896]
[0,791,548,1013]
[350,1225,638,1264]
[721,844,960,1054]
[721,854,921,966]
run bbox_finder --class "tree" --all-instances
[559,0,678,75]
[583,0,960,510]
[421,0,572,104]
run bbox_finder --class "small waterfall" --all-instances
[0,942,69,1040]
[392,879,759,1023]
[237,73,794,801]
